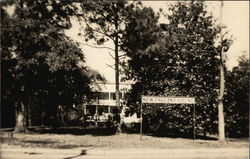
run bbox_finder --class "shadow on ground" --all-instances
[143,130,218,141]
[0,134,94,149]
[62,149,87,159]
[153,133,217,140]
[23,139,57,145]
[120,125,218,141]
[29,126,117,136]
[2,126,247,142]
[1,126,218,140]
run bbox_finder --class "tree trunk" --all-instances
[218,61,225,141]
[218,0,225,142]
[14,100,28,133]
[41,105,45,127]
[218,97,225,141]
[28,103,32,127]
[114,13,121,134]
[203,129,207,137]
[59,105,65,126]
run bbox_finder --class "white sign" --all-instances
[142,96,195,104]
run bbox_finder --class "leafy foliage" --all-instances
[80,0,139,44]
[224,55,249,137]
[79,0,145,133]
[1,0,104,129]
[122,1,229,134]
[79,0,145,75]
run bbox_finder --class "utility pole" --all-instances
[218,0,225,142]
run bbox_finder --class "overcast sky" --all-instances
[66,1,249,83]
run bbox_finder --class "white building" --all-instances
[83,82,133,121]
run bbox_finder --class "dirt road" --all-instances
[1,147,248,159]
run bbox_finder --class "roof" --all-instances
[91,82,133,93]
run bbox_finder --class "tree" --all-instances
[217,0,225,142]
[1,0,103,132]
[79,0,143,133]
[224,54,249,137]
[122,1,232,137]
[217,0,233,142]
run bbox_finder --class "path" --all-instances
[1,147,248,159]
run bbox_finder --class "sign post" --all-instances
[140,96,195,141]
[140,102,143,141]
[193,103,196,140]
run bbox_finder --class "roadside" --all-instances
[0,128,248,149]
[1,146,248,159]
[0,129,248,159]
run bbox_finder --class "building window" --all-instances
[98,106,108,114]
[86,105,96,116]
[92,92,109,100]
[111,93,123,100]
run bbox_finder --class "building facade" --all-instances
[83,82,132,122]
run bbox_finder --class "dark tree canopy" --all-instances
[79,0,140,44]
[1,0,104,131]
[122,1,230,134]
[224,54,249,137]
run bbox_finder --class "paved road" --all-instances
[1,147,248,159]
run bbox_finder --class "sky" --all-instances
[66,1,249,83]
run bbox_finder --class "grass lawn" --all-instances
[0,127,248,150]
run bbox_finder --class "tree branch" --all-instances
[106,63,115,70]
[108,52,127,60]
[107,52,132,74]
[119,54,127,58]
[79,42,115,51]
[81,14,115,42]
[108,52,115,60]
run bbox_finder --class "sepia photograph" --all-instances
[0,0,249,159]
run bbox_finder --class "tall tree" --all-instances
[1,0,103,132]
[79,0,142,133]
[122,1,232,136]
